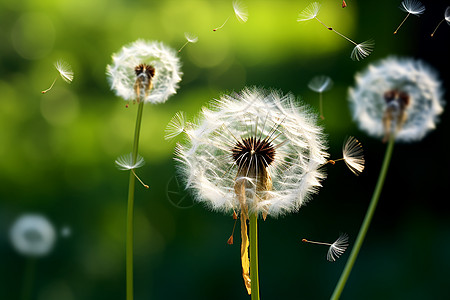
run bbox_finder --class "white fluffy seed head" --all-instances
[342,136,365,176]
[233,0,248,23]
[350,39,375,61]
[175,87,329,218]
[55,60,73,83]
[399,0,425,15]
[327,233,349,262]
[184,32,198,43]
[115,153,145,170]
[106,40,182,104]
[349,56,445,142]
[297,2,321,22]
[9,214,56,257]
[308,75,333,93]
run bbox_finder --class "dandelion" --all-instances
[348,56,445,143]
[302,233,349,262]
[174,87,329,296]
[115,153,149,188]
[308,75,333,119]
[328,136,365,176]
[41,59,73,94]
[165,111,187,140]
[106,40,182,104]
[431,6,450,37]
[394,0,425,34]
[106,39,182,300]
[213,0,248,31]
[297,2,374,61]
[332,56,445,299]
[178,32,199,53]
[10,214,56,257]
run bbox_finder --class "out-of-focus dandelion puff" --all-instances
[302,233,349,262]
[431,6,450,37]
[41,59,73,94]
[342,136,365,175]
[349,56,445,142]
[115,153,145,170]
[9,214,56,257]
[394,0,425,34]
[165,111,187,140]
[308,75,333,93]
[178,33,198,52]
[297,2,321,22]
[233,0,248,23]
[60,226,72,238]
[350,40,375,61]
[106,40,182,104]
[174,87,329,218]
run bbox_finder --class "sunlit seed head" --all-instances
[10,214,56,257]
[233,0,248,23]
[55,60,74,83]
[327,233,349,262]
[184,32,199,43]
[115,153,145,170]
[297,2,321,22]
[350,40,375,61]
[308,75,333,93]
[165,111,187,140]
[348,56,445,142]
[399,0,425,15]
[342,136,365,175]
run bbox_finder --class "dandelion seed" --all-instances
[115,153,149,188]
[302,233,349,262]
[10,214,56,257]
[308,75,333,119]
[431,6,450,37]
[349,56,445,142]
[178,32,199,52]
[106,40,182,104]
[41,60,73,94]
[394,0,425,34]
[165,111,187,140]
[213,0,248,31]
[328,136,365,175]
[297,2,374,61]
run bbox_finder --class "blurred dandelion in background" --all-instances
[431,6,450,37]
[297,2,374,61]
[178,32,198,52]
[327,136,365,176]
[302,233,349,262]
[173,87,329,296]
[41,59,73,94]
[308,75,333,119]
[394,0,426,34]
[348,56,445,142]
[213,0,248,31]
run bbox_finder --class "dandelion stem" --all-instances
[394,13,410,34]
[126,101,145,300]
[331,136,395,299]
[249,212,260,300]
[319,92,324,119]
[178,41,189,53]
[41,78,57,94]
[20,258,36,300]
[431,19,445,37]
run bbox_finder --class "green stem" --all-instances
[249,212,260,300]
[331,137,395,299]
[20,257,36,300]
[126,101,145,300]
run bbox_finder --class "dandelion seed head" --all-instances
[106,40,182,104]
[342,136,365,175]
[327,233,349,262]
[308,75,333,93]
[233,0,248,23]
[165,111,188,140]
[445,6,450,24]
[399,0,425,15]
[297,2,321,22]
[349,56,445,142]
[184,32,199,43]
[9,214,56,257]
[350,40,375,61]
[55,60,73,83]
[175,87,329,218]
[115,153,145,170]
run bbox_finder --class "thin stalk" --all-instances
[126,101,145,300]
[20,258,36,300]
[394,13,410,34]
[249,212,260,300]
[331,137,395,300]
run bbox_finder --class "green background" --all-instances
[1,0,449,299]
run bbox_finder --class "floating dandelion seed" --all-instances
[297,2,374,61]
[431,6,450,37]
[115,153,149,188]
[328,136,365,175]
[308,75,333,119]
[213,0,248,31]
[178,32,198,52]
[41,60,73,94]
[394,0,425,34]
[349,56,445,142]
[165,111,187,140]
[302,233,349,262]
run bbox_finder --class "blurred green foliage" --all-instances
[1,0,449,299]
